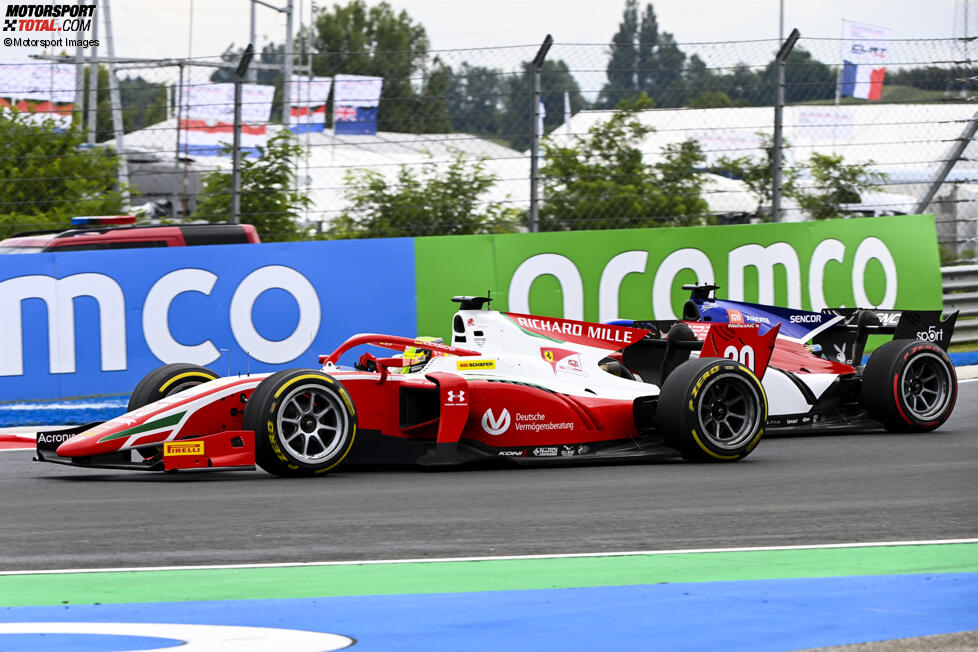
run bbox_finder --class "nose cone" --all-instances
[56,425,113,457]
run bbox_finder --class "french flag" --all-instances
[840,60,886,101]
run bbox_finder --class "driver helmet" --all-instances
[398,336,444,373]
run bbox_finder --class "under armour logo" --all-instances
[447,390,465,403]
[3,20,17,31]
[481,408,510,435]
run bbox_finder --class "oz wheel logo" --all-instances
[481,408,510,435]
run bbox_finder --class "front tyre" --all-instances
[243,370,357,477]
[657,357,767,462]
[862,340,957,432]
[128,363,219,411]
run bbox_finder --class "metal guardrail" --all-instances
[943,265,978,345]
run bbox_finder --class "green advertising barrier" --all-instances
[415,214,942,341]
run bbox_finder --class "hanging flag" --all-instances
[0,63,75,130]
[178,120,268,157]
[184,83,274,124]
[840,20,890,101]
[290,75,332,134]
[180,83,275,157]
[333,74,383,135]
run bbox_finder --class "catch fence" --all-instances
[2,35,978,252]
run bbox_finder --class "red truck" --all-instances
[0,216,260,253]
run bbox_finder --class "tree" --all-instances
[500,59,587,151]
[194,129,311,241]
[789,153,887,220]
[714,133,798,220]
[760,48,835,103]
[328,152,520,238]
[413,57,453,134]
[599,2,688,108]
[538,94,710,231]
[444,63,505,139]
[686,90,742,108]
[598,0,639,108]
[0,112,125,236]
[79,66,169,141]
[303,0,434,133]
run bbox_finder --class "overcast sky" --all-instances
[0,0,961,63]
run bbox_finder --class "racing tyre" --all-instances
[243,369,357,477]
[862,340,957,432]
[128,363,219,411]
[657,357,767,462]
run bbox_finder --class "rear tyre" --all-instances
[862,340,956,432]
[657,357,766,462]
[128,363,219,411]
[243,369,357,477]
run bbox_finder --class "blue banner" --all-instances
[0,239,418,401]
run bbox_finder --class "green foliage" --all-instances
[444,63,505,138]
[304,0,432,133]
[194,129,311,241]
[939,243,975,266]
[685,90,745,109]
[538,102,709,230]
[599,0,640,108]
[78,66,168,141]
[790,153,888,220]
[499,59,588,150]
[414,57,453,134]
[715,133,798,220]
[596,1,837,109]
[0,111,124,237]
[329,152,520,238]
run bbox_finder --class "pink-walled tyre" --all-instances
[862,340,957,432]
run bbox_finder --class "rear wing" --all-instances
[813,309,957,365]
[621,322,777,386]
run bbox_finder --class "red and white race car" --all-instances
[35,292,956,477]
[36,296,776,476]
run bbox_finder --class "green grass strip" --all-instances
[2,543,976,607]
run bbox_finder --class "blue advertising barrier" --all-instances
[0,239,418,401]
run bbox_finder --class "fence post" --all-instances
[282,0,294,127]
[915,111,978,214]
[102,0,130,203]
[232,45,255,225]
[529,34,552,234]
[772,28,799,223]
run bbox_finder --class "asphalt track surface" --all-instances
[1,383,977,572]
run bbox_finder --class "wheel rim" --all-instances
[277,383,349,464]
[900,352,953,421]
[695,374,761,450]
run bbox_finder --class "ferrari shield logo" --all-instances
[540,347,586,376]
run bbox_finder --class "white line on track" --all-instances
[1,538,976,576]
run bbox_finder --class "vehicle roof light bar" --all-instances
[70,216,137,227]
